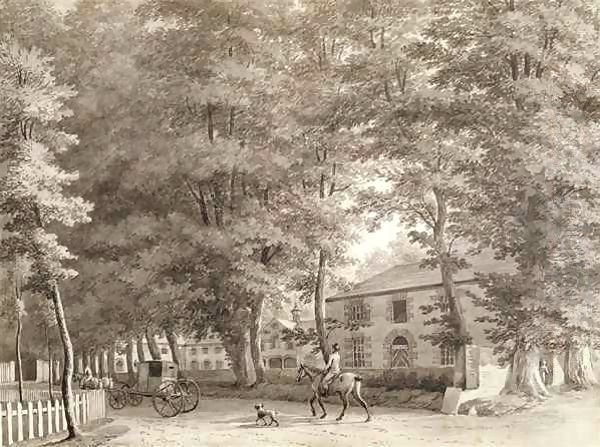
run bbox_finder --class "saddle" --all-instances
[320,371,342,396]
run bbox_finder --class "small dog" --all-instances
[254,403,279,427]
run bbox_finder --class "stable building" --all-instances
[261,305,316,370]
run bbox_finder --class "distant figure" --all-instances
[539,360,550,385]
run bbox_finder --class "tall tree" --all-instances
[419,0,600,396]
[0,36,92,438]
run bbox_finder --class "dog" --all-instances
[254,403,279,427]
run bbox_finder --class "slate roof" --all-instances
[327,252,515,302]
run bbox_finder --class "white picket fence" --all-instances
[0,390,105,446]
[0,364,14,384]
[0,388,61,403]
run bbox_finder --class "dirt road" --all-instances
[99,392,600,447]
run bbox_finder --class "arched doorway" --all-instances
[283,357,297,369]
[390,336,410,368]
[268,357,282,369]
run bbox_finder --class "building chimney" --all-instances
[291,304,301,324]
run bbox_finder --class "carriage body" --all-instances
[136,360,179,394]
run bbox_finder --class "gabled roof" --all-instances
[327,252,515,302]
[264,318,316,332]
[275,319,296,331]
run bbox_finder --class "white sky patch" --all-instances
[349,216,402,260]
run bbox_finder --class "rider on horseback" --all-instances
[321,343,341,397]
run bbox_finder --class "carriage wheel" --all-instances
[178,379,201,413]
[152,381,184,418]
[108,389,127,410]
[123,384,144,406]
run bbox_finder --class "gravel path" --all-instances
[99,391,600,447]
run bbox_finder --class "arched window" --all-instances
[203,360,212,370]
[115,359,125,372]
[283,357,297,369]
[268,357,282,369]
[191,360,199,371]
[391,336,410,368]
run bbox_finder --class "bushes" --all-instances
[382,370,452,393]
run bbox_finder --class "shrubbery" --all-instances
[381,371,453,393]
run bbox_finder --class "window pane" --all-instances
[393,300,407,322]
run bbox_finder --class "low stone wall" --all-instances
[347,367,453,391]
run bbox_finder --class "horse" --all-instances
[296,363,371,422]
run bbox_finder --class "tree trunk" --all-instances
[433,187,470,388]
[224,336,251,387]
[83,351,90,371]
[502,344,549,398]
[50,283,80,439]
[54,359,61,386]
[15,308,23,403]
[98,350,106,377]
[136,337,146,363]
[125,340,136,384]
[91,352,98,376]
[107,346,115,378]
[145,327,162,360]
[314,249,330,364]
[165,330,180,367]
[440,259,469,388]
[45,326,54,401]
[249,295,266,385]
[564,343,598,388]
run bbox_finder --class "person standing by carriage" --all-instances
[321,343,341,397]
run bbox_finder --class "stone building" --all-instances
[326,255,514,375]
[113,332,230,374]
[261,305,316,370]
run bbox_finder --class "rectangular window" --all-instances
[216,360,224,369]
[215,347,223,354]
[352,337,366,368]
[350,303,367,322]
[202,347,209,354]
[392,300,408,323]
[439,295,450,314]
[271,336,279,349]
[441,345,455,367]
[190,348,197,355]
[260,341,266,351]
[286,342,294,350]
[161,347,169,355]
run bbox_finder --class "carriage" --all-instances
[107,360,200,417]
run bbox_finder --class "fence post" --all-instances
[9,362,14,382]
[54,400,60,433]
[16,401,23,442]
[61,399,67,430]
[6,402,13,445]
[74,394,80,424]
[0,401,4,447]
[27,401,34,440]
[46,399,52,435]
[82,393,87,424]
[36,400,43,438]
